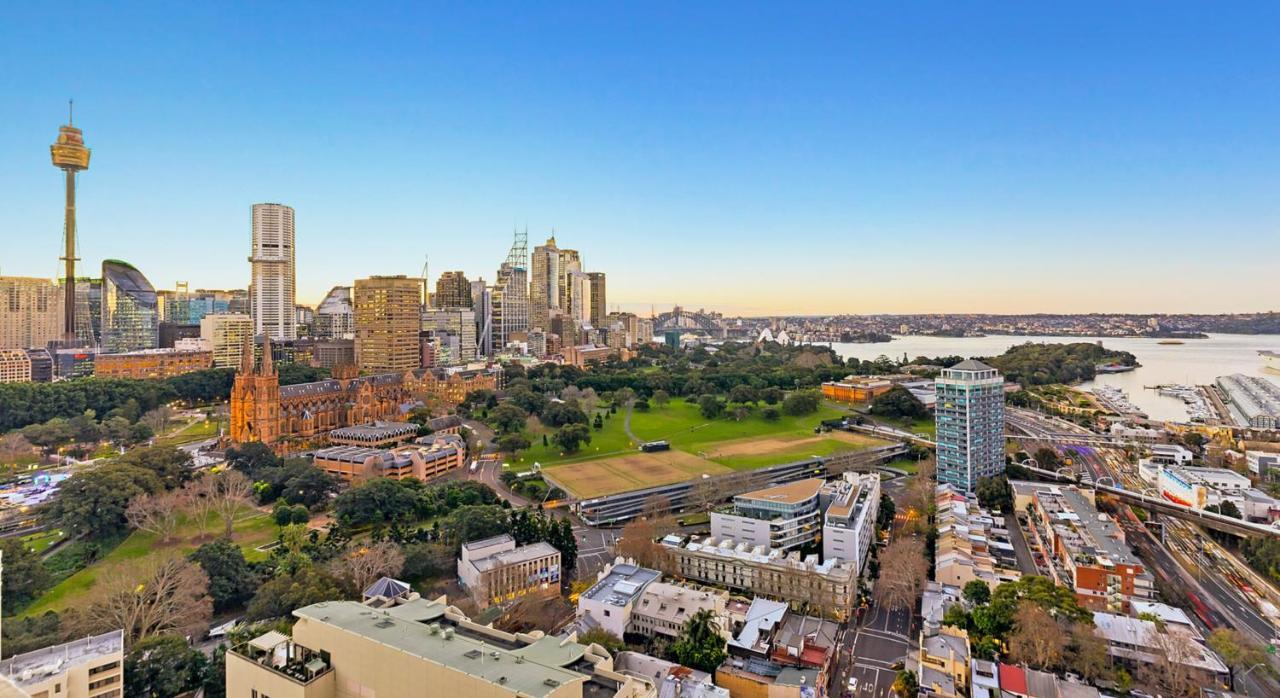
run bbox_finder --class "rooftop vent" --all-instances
[544,679,561,687]
[375,619,394,629]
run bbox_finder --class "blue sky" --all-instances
[2,2,1278,315]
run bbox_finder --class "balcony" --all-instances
[230,631,333,686]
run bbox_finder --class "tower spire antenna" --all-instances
[68,99,73,125]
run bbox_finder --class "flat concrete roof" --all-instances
[294,601,587,698]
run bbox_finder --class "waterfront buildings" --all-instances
[248,202,297,341]
[94,347,213,379]
[200,312,254,368]
[933,485,1022,591]
[227,592,654,698]
[1215,373,1280,429]
[1012,482,1153,612]
[100,259,158,353]
[0,277,63,350]
[0,630,124,698]
[935,360,1005,492]
[434,271,472,309]
[312,286,354,340]
[457,534,562,608]
[354,275,422,373]
[667,536,858,620]
[576,560,662,638]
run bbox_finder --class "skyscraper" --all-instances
[201,313,254,368]
[471,278,493,358]
[587,272,606,328]
[249,203,297,341]
[492,231,529,350]
[568,270,592,327]
[557,248,580,312]
[0,277,63,350]
[935,359,1006,492]
[434,271,472,309]
[100,259,159,353]
[353,275,421,374]
[529,236,560,330]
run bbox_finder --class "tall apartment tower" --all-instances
[935,359,1006,492]
[568,270,592,326]
[471,278,493,358]
[587,272,606,327]
[249,203,297,340]
[434,271,473,309]
[353,275,421,374]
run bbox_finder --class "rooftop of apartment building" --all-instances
[727,598,789,656]
[612,653,729,698]
[470,541,561,573]
[283,599,598,698]
[1092,611,1228,674]
[0,630,123,690]
[1015,481,1145,571]
[823,474,876,525]
[582,562,662,607]
[634,582,725,624]
[680,537,852,577]
[734,478,825,507]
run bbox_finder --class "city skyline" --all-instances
[2,3,1279,315]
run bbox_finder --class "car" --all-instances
[847,678,857,692]
[889,660,904,670]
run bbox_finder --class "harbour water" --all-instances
[830,333,1280,423]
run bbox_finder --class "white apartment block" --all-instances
[249,203,297,340]
[627,582,729,639]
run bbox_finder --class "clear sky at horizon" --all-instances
[2,3,1278,315]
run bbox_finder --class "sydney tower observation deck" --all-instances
[50,106,91,344]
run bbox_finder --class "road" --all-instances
[836,600,910,698]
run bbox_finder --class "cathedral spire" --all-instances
[240,332,254,373]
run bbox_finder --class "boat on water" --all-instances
[1262,350,1280,375]
[1095,363,1136,374]
[1157,339,1184,345]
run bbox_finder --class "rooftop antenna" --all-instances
[69,99,74,124]
[421,254,430,308]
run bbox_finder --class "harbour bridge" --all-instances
[653,307,725,338]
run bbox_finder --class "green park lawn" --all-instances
[511,410,636,469]
[24,508,277,617]
[21,529,65,554]
[155,417,221,447]
[628,398,846,452]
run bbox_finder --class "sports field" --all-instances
[699,430,888,468]
[542,449,730,499]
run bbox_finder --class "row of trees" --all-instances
[0,363,331,434]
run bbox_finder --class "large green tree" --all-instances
[191,539,258,613]
[553,423,592,453]
[333,478,420,527]
[245,567,346,621]
[45,463,163,538]
[124,634,209,697]
[442,505,511,546]
[0,538,50,614]
[116,445,195,491]
[670,609,728,673]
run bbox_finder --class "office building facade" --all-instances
[249,202,297,341]
[313,286,354,340]
[587,272,607,327]
[354,275,422,374]
[0,276,63,350]
[935,360,1005,491]
[434,271,472,309]
[200,312,254,368]
[100,259,158,354]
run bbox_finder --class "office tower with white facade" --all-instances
[569,270,592,326]
[935,359,1006,491]
[314,286,355,339]
[248,203,297,340]
[200,313,254,368]
[0,277,63,350]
